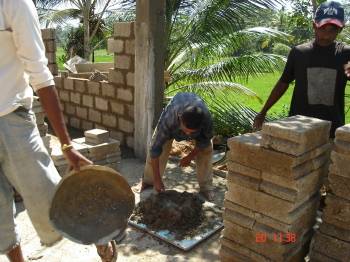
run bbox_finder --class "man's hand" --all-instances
[345,62,350,78]
[153,178,165,193]
[63,148,92,171]
[179,154,193,167]
[253,112,266,131]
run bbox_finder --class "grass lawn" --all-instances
[56,47,113,70]
[233,73,350,124]
[234,72,293,117]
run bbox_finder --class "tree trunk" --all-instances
[83,0,91,61]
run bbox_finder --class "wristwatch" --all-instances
[61,143,73,152]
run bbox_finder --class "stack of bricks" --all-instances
[74,129,121,170]
[41,29,58,76]
[32,96,53,154]
[32,96,48,137]
[220,115,331,262]
[106,21,135,147]
[308,124,350,261]
[50,129,121,175]
[107,22,135,88]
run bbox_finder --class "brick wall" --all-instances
[41,29,58,75]
[54,22,135,148]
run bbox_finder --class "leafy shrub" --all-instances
[272,43,291,56]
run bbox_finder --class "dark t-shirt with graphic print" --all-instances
[280,40,350,137]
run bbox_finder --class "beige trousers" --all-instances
[143,139,213,192]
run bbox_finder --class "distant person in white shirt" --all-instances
[0,0,116,261]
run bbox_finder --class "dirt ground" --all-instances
[0,156,227,262]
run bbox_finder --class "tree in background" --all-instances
[122,0,287,136]
[38,0,124,60]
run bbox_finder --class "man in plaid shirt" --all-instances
[141,92,214,201]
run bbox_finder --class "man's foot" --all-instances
[96,241,118,262]
[199,190,214,202]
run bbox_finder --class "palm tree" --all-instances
[163,0,287,135]
[122,1,287,137]
[38,0,122,60]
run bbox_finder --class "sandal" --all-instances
[96,240,118,262]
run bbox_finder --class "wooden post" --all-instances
[134,0,165,159]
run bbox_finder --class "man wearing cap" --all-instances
[253,1,350,137]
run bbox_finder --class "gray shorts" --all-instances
[0,109,61,253]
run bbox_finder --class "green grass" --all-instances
[56,47,113,70]
[235,73,350,124]
[234,72,293,117]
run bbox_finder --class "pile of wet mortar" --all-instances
[130,190,222,240]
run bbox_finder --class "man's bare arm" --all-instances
[253,80,289,130]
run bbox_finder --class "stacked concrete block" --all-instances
[85,129,110,144]
[107,22,135,84]
[32,96,48,137]
[309,124,350,261]
[49,129,121,175]
[220,115,331,262]
[73,129,121,171]
[41,29,58,75]
[50,138,89,175]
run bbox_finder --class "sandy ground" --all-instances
[0,157,227,262]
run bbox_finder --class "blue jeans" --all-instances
[0,109,61,253]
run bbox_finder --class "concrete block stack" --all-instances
[50,138,89,175]
[32,96,48,137]
[220,115,331,262]
[308,124,350,261]
[49,129,121,176]
[78,129,121,170]
[41,29,58,75]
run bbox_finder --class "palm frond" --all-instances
[207,95,279,137]
[34,0,64,8]
[171,53,285,84]
[183,0,283,45]
[39,8,81,26]
[168,81,262,102]
[183,28,289,69]
[242,27,289,37]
